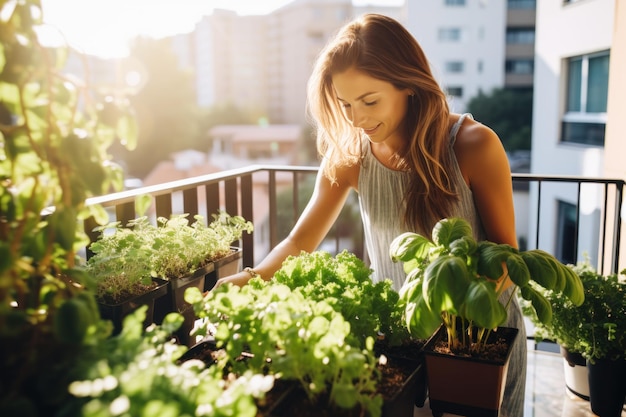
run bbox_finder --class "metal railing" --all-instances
[85,165,625,275]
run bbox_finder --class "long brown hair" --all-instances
[307,13,457,233]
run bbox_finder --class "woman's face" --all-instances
[332,66,411,145]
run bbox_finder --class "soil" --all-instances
[97,281,160,305]
[268,355,419,417]
[429,327,516,362]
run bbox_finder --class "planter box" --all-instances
[269,355,424,417]
[98,278,168,335]
[381,357,426,417]
[424,325,519,417]
[375,339,427,408]
[179,338,296,417]
[204,247,243,291]
[154,263,214,346]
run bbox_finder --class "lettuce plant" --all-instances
[272,250,410,346]
[186,280,383,416]
[390,217,585,353]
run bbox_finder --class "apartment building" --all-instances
[530,0,624,270]
[188,0,404,125]
[406,0,535,112]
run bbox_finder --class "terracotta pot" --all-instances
[98,278,168,335]
[423,324,519,417]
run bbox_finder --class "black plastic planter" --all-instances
[98,278,168,335]
[587,356,626,417]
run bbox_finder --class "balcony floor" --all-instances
[413,341,626,417]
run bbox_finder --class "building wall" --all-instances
[406,0,507,113]
[531,0,616,267]
[505,5,535,88]
[603,0,626,271]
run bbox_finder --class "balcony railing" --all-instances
[85,165,626,276]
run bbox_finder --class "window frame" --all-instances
[561,50,609,146]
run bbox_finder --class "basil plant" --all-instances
[390,217,585,352]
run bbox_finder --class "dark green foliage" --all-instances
[466,88,533,152]
[526,261,626,363]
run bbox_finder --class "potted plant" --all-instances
[527,260,626,416]
[0,0,138,414]
[187,250,427,417]
[85,211,253,343]
[389,217,585,417]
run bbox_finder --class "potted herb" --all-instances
[86,211,253,343]
[389,217,585,416]
[187,281,383,416]
[527,260,626,416]
[187,250,427,416]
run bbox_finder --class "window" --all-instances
[562,51,609,145]
[507,0,536,9]
[556,201,577,265]
[445,0,466,5]
[505,59,534,74]
[447,86,463,97]
[444,61,464,73]
[506,28,535,44]
[438,27,462,42]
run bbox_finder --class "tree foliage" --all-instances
[466,88,533,152]
[113,37,200,178]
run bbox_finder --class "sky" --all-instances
[41,0,404,58]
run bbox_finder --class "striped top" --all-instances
[357,113,485,291]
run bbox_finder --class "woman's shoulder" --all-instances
[451,113,501,154]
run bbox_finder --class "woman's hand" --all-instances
[213,271,253,289]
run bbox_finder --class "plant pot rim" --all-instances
[97,277,168,307]
[423,324,519,366]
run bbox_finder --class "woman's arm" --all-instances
[455,118,517,247]
[214,160,358,287]
[455,118,517,292]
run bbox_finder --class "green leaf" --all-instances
[519,285,553,324]
[521,250,557,289]
[389,232,432,263]
[432,217,473,247]
[505,253,530,287]
[463,279,507,329]
[404,289,442,339]
[135,194,152,217]
[423,255,470,315]
[562,265,585,306]
[477,242,515,280]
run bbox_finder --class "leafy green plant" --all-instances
[85,212,253,302]
[64,307,274,417]
[389,217,585,353]
[272,250,410,347]
[186,279,383,416]
[0,0,137,414]
[526,260,626,363]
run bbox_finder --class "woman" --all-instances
[215,13,525,416]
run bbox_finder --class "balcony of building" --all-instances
[85,165,626,417]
